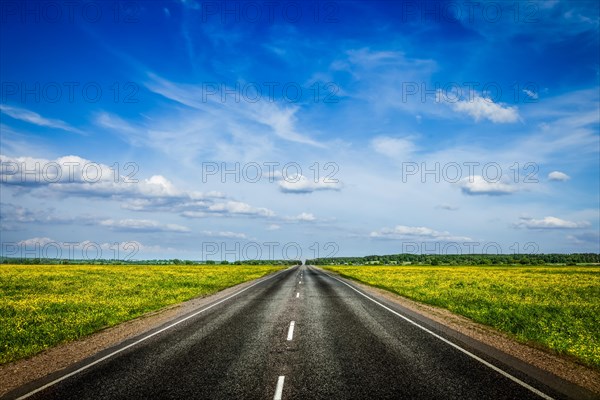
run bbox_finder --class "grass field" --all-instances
[323,265,600,368]
[0,264,285,365]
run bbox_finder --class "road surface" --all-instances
[5,265,593,400]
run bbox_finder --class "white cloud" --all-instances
[201,230,249,239]
[0,105,85,135]
[285,212,316,222]
[1,154,275,220]
[267,224,281,230]
[99,219,190,233]
[138,175,181,197]
[522,89,539,100]
[443,92,520,123]
[1,154,126,185]
[370,225,472,242]
[548,171,570,181]
[514,216,590,229]
[207,201,275,217]
[459,175,517,195]
[278,174,342,194]
[371,136,416,159]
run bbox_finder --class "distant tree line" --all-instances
[0,257,301,266]
[306,253,600,266]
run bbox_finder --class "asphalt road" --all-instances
[5,265,594,400]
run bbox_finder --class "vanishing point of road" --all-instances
[5,266,596,400]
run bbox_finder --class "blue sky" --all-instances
[1,0,599,261]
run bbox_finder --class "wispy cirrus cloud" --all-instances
[0,105,85,135]
[514,216,590,229]
[442,92,520,123]
[370,225,472,242]
[144,74,325,148]
[99,219,190,233]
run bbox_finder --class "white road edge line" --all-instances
[14,268,292,400]
[274,375,285,400]
[316,267,555,400]
[287,321,296,341]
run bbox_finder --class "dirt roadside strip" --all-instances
[317,267,600,397]
[0,268,290,397]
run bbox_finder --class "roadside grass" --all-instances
[0,264,285,364]
[322,265,600,368]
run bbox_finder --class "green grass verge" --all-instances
[0,264,285,364]
[323,265,600,368]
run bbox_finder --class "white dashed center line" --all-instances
[274,376,285,400]
[287,321,295,341]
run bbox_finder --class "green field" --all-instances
[323,265,600,368]
[0,264,285,364]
